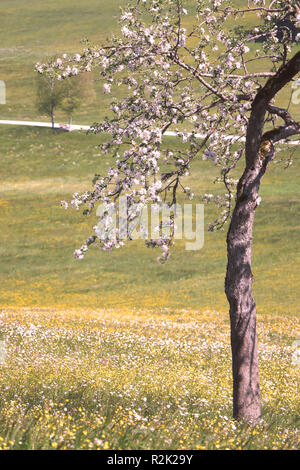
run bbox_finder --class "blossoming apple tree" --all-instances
[36,0,300,422]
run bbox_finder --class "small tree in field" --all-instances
[36,62,95,129]
[36,72,64,132]
[36,0,300,422]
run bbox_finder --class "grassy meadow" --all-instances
[0,0,299,451]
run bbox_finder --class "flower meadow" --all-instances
[0,307,299,450]
[1,0,300,451]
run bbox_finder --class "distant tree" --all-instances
[35,71,64,132]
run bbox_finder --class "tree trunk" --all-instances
[225,51,300,421]
[225,166,263,422]
[69,115,72,127]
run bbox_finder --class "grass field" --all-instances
[1,125,300,314]
[0,0,299,451]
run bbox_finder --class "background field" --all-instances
[0,0,299,450]
[0,0,299,124]
[0,125,300,315]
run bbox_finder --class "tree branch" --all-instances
[245,50,300,167]
[266,104,296,126]
[262,122,300,143]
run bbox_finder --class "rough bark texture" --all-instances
[225,167,264,421]
[225,51,300,421]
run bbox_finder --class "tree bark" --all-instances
[225,167,263,421]
[225,50,300,422]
